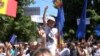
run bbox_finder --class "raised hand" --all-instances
[44,6,48,10]
[43,6,48,25]
[38,28,46,38]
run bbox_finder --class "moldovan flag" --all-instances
[0,0,17,17]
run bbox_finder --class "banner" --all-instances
[24,7,40,16]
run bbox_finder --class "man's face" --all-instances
[0,47,3,52]
[47,20,55,28]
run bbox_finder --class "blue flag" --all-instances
[76,0,88,39]
[95,24,100,36]
[56,6,65,35]
[10,34,17,44]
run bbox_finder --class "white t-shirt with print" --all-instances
[44,25,58,56]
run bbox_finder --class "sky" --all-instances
[29,0,58,16]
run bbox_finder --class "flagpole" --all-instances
[54,0,65,51]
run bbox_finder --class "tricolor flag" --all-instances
[0,0,17,17]
[56,0,65,47]
[76,0,88,39]
[53,0,62,8]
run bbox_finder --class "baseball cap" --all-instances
[46,16,55,22]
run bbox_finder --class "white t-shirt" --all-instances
[44,25,58,56]
[44,25,51,35]
[60,48,70,56]
[84,48,90,56]
[94,48,100,56]
[0,53,6,56]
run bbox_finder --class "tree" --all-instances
[13,0,37,42]
[0,15,14,41]
[63,0,100,40]
[0,0,37,42]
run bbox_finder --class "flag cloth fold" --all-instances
[76,0,88,39]
[0,0,17,17]
[10,34,17,44]
[56,6,65,49]
[55,0,65,49]
[56,6,65,35]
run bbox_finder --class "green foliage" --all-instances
[0,0,37,42]
[63,0,100,39]
[14,0,37,42]
[0,15,14,41]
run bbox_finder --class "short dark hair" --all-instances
[33,48,52,56]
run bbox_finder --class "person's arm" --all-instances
[37,28,46,48]
[42,6,48,26]
[6,50,12,56]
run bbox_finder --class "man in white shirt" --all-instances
[38,6,58,56]
[94,43,100,56]
[60,43,70,56]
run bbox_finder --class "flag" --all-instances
[56,6,65,36]
[53,0,62,8]
[95,24,100,36]
[55,0,65,49]
[0,0,17,17]
[10,34,17,44]
[76,0,88,39]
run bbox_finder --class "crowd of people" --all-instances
[0,37,100,56]
[0,6,100,56]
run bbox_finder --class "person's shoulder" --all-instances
[50,28,58,34]
[97,49,100,51]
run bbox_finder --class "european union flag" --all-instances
[76,0,88,39]
[56,6,65,35]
